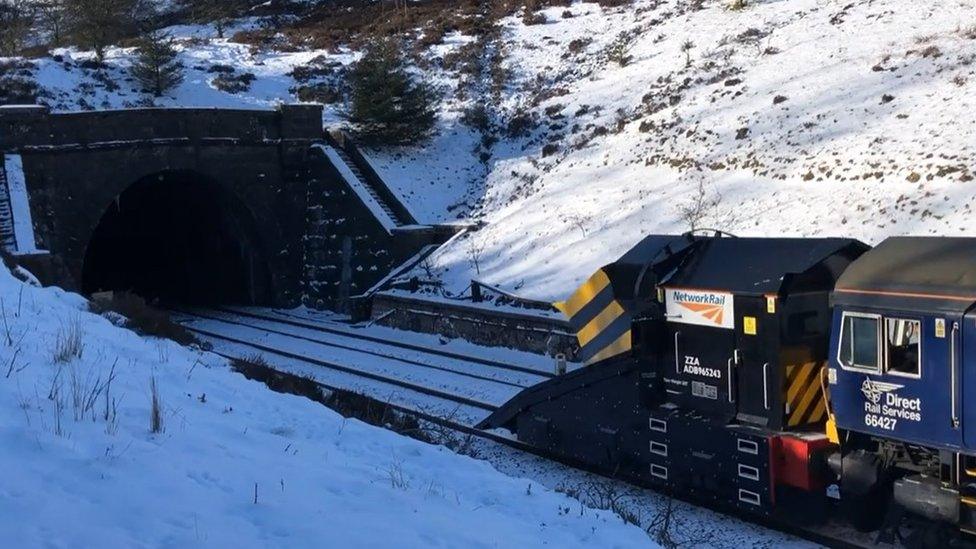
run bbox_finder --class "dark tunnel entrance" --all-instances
[82,171,273,306]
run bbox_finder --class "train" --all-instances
[479,232,976,545]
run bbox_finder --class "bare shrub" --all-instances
[5,348,28,378]
[149,374,163,434]
[212,72,256,94]
[919,45,942,58]
[677,174,722,232]
[69,362,109,421]
[0,0,32,56]
[726,0,747,10]
[680,40,695,68]
[53,318,85,363]
[0,63,42,105]
[1,296,14,346]
[646,496,715,548]
[522,10,547,26]
[567,38,591,55]
[52,381,67,437]
[292,82,342,104]
[465,235,486,275]
[103,360,121,434]
[387,457,410,490]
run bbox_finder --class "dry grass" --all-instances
[149,373,163,434]
[230,354,431,442]
[53,317,84,363]
[89,292,197,346]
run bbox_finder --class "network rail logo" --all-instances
[664,288,735,330]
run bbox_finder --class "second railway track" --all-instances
[172,308,552,425]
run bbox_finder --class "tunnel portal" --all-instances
[81,171,272,306]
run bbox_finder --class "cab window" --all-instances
[838,313,880,372]
[885,318,921,377]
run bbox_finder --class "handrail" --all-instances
[674,331,681,374]
[324,130,417,225]
[952,321,960,429]
[727,357,735,403]
[470,279,558,312]
[762,363,770,410]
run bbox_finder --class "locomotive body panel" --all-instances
[829,307,963,450]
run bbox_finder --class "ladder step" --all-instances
[330,142,406,226]
[0,154,17,251]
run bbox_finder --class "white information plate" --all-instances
[665,287,735,330]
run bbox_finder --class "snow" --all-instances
[6,3,973,289]
[0,264,654,547]
[2,154,44,255]
[0,2,947,543]
[407,0,976,302]
[29,26,357,124]
[313,144,399,232]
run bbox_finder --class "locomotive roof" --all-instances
[602,234,696,300]
[664,236,865,295]
[834,236,976,313]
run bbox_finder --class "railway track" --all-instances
[216,305,556,379]
[174,308,867,549]
[172,308,551,425]
[177,309,535,390]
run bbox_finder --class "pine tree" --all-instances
[130,30,184,97]
[348,38,437,145]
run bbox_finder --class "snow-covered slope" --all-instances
[420,0,976,301]
[6,0,974,301]
[0,265,650,547]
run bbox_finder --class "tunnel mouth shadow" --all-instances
[82,170,273,307]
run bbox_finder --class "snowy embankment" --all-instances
[0,264,650,547]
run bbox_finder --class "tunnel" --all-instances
[81,170,273,306]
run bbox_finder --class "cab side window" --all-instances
[885,318,921,377]
[839,313,880,372]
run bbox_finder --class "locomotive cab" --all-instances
[828,237,976,533]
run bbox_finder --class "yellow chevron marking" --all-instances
[554,270,611,319]
[787,362,816,404]
[578,300,626,347]
[587,331,632,364]
[791,373,823,426]
[808,396,827,423]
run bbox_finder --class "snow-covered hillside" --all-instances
[4,0,974,301]
[0,264,651,547]
[418,0,976,301]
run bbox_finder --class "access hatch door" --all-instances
[663,287,738,421]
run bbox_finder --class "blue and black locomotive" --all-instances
[481,233,976,541]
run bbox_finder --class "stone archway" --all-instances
[81,170,273,306]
